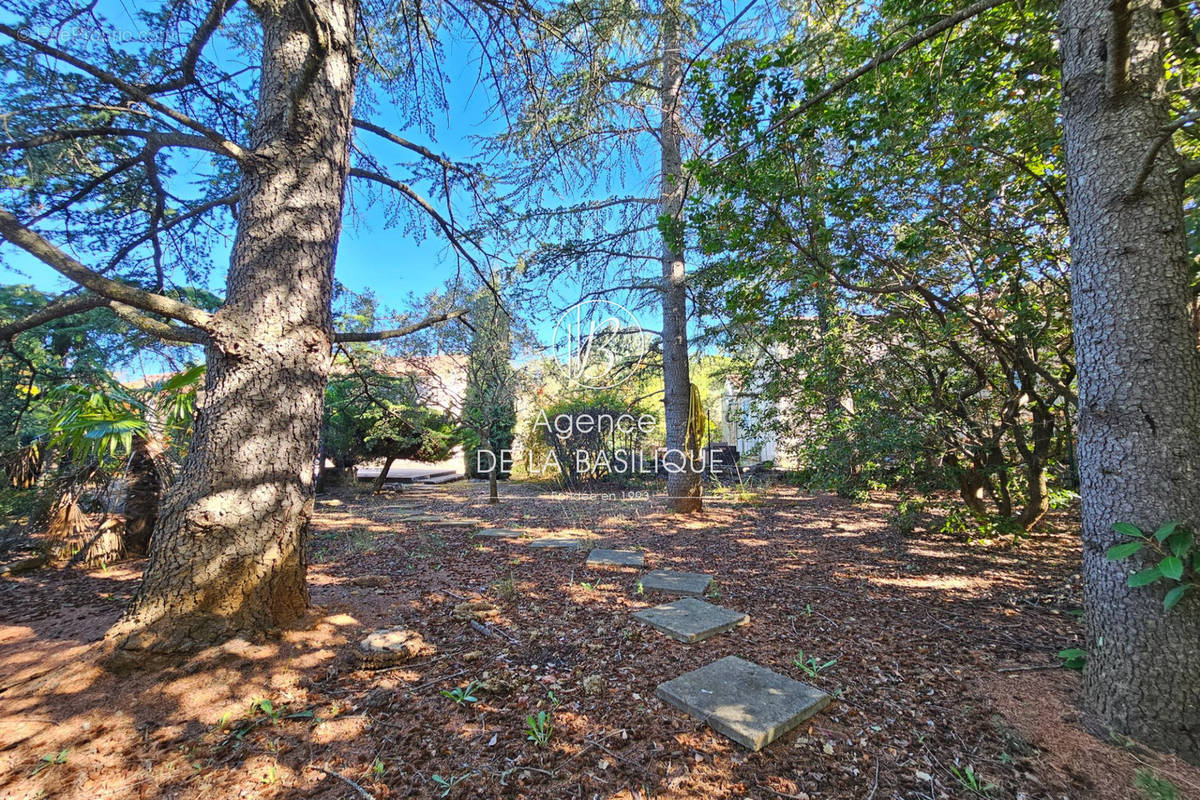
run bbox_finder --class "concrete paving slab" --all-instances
[640,569,712,596]
[473,528,525,538]
[586,549,645,567]
[528,538,582,549]
[632,597,747,643]
[656,656,830,750]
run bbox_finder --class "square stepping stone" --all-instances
[656,656,831,751]
[632,597,748,643]
[528,537,582,549]
[474,528,524,538]
[435,519,479,528]
[586,549,645,567]
[395,514,443,523]
[640,569,712,596]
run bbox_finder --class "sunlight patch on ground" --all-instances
[868,574,994,592]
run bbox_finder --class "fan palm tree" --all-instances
[43,365,203,558]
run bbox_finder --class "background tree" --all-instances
[690,0,1074,531]
[462,293,518,504]
[491,0,779,511]
[688,0,1199,760]
[321,355,459,493]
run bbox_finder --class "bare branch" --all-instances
[353,119,468,175]
[104,194,236,272]
[108,302,208,343]
[0,291,207,344]
[349,167,505,310]
[335,307,470,342]
[0,207,214,331]
[29,154,142,225]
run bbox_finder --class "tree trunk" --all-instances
[1060,0,1200,761]
[956,469,988,518]
[659,0,701,513]
[122,434,161,556]
[488,465,499,504]
[373,456,396,493]
[108,0,357,657]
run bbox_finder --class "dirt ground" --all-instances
[1,483,1198,800]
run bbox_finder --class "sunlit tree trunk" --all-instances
[659,0,701,512]
[1061,0,1200,761]
[108,0,356,656]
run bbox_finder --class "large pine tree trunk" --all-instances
[659,0,701,513]
[108,0,357,656]
[1060,0,1200,760]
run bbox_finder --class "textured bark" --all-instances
[1060,0,1200,760]
[108,0,356,656]
[955,467,989,518]
[659,0,701,513]
[122,434,161,556]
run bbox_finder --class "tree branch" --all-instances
[0,24,249,162]
[0,127,241,158]
[0,207,214,332]
[353,119,467,175]
[141,0,240,95]
[1127,110,1200,198]
[0,294,106,340]
[0,291,207,344]
[289,0,330,131]
[108,302,208,343]
[334,307,470,342]
[349,168,505,311]
[104,194,236,272]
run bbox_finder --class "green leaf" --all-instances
[1163,585,1191,611]
[1128,566,1162,587]
[1159,556,1184,581]
[1153,521,1181,542]
[1105,541,1143,560]
[1168,529,1194,558]
[1057,648,1086,670]
[1112,522,1144,539]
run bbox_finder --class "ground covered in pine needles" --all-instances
[1,483,1198,800]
